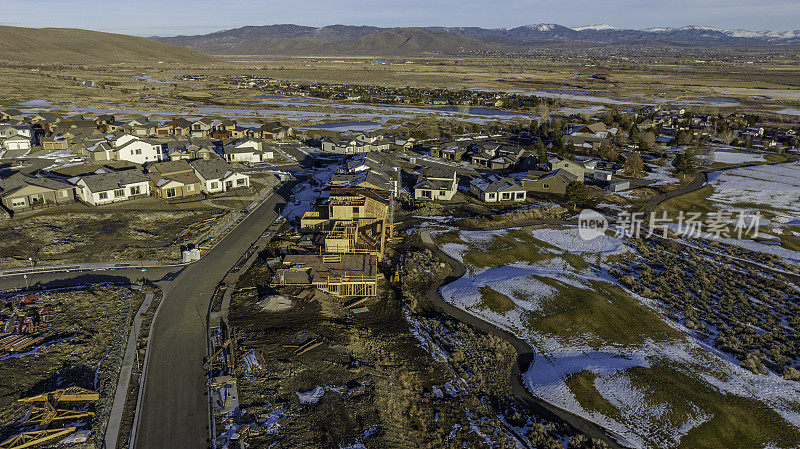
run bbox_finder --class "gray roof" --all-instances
[0,172,73,197]
[189,159,246,181]
[470,176,523,193]
[77,170,148,192]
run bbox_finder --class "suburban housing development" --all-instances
[2,10,800,449]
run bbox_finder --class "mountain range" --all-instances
[152,24,800,56]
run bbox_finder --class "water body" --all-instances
[679,97,741,105]
[300,121,382,132]
[133,75,167,84]
[427,106,526,117]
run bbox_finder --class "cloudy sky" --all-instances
[0,0,796,36]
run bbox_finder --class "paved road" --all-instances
[420,231,625,449]
[133,179,298,449]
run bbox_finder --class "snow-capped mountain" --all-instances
[571,24,620,31]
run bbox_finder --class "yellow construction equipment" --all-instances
[0,427,76,449]
[18,387,99,405]
[26,402,94,428]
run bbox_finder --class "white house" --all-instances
[113,135,165,164]
[222,139,274,163]
[189,159,251,193]
[469,176,527,203]
[72,170,151,206]
[413,166,458,201]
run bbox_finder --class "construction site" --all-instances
[0,286,147,448]
[271,186,394,298]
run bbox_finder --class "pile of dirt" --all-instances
[257,295,293,312]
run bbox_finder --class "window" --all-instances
[502,192,511,200]
[237,178,246,186]
[11,198,26,207]
[99,192,108,199]
[439,190,446,196]
[130,186,141,196]
[134,149,142,155]
[59,190,69,198]
[543,184,550,189]
[114,189,125,198]
[210,182,219,189]
[516,192,525,199]
[488,193,495,199]
[30,193,44,204]
[352,206,360,215]
[165,188,176,198]
[187,184,194,192]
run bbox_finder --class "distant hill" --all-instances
[0,26,213,64]
[157,26,503,56]
[152,23,800,56]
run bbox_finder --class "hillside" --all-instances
[0,26,213,64]
[159,26,502,56]
[153,23,800,56]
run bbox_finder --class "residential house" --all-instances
[189,158,250,194]
[147,160,202,199]
[0,173,75,212]
[522,168,578,195]
[222,139,273,163]
[191,118,214,137]
[156,118,191,137]
[113,135,165,164]
[29,113,59,132]
[0,109,24,122]
[431,143,468,162]
[73,169,150,206]
[258,122,293,140]
[547,157,586,182]
[413,166,458,201]
[469,176,527,203]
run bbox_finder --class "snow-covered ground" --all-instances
[710,151,766,164]
[436,227,800,448]
[707,161,800,225]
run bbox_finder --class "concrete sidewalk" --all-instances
[104,292,155,449]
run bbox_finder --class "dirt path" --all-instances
[419,230,626,449]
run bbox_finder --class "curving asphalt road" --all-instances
[420,231,625,449]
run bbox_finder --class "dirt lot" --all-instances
[0,199,220,268]
[0,285,148,446]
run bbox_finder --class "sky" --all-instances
[0,0,797,36]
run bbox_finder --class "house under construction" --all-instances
[300,187,392,261]
[272,253,378,297]
[274,187,392,297]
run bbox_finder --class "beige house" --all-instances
[0,173,75,213]
[547,157,586,182]
[148,160,202,199]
